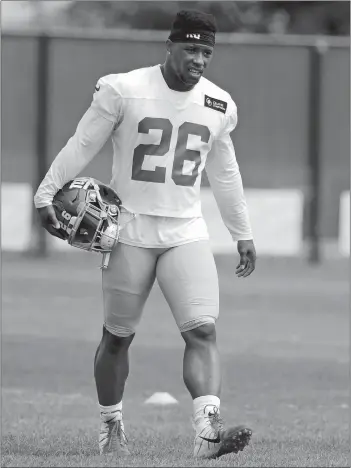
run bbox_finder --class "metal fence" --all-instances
[2,28,350,254]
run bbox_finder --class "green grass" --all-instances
[1,252,349,467]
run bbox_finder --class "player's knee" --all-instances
[104,321,136,338]
[181,321,217,345]
[102,325,135,353]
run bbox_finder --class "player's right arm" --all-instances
[34,78,122,238]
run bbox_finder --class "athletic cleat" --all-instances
[99,411,130,456]
[193,406,252,459]
[215,425,252,458]
[193,405,224,458]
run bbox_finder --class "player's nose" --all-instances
[192,52,205,67]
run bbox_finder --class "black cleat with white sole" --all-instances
[215,425,252,458]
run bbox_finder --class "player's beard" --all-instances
[179,66,201,88]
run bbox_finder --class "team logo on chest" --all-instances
[204,95,227,114]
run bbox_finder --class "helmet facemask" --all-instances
[67,184,120,254]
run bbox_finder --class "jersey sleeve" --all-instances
[205,99,253,241]
[91,77,123,122]
[34,79,123,208]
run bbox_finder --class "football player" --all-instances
[34,9,256,460]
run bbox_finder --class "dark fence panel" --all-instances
[206,44,310,190]
[46,39,330,239]
[2,36,38,184]
[319,48,350,238]
[46,40,311,190]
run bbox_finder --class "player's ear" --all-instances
[165,39,173,55]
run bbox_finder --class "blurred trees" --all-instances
[61,1,349,35]
[3,1,349,36]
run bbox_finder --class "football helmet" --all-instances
[53,177,122,264]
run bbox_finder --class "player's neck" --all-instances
[160,63,195,92]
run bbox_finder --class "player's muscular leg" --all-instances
[94,327,135,405]
[97,243,158,406]
[156,241,220,398]
[181,323,221,398]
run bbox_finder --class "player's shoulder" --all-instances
[199,77,237,116]
[96,66,158,97]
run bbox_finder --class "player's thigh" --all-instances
[102,242,157,336]
[156,240,219,332]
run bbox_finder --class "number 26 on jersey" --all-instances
[131,117,210,187]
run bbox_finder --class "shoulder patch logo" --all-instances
[204,95,227,114]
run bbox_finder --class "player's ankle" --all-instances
[193,395,220,414]
[193,395,220,428]
[99,401,123,422]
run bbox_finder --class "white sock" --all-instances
[99,401,123,422]
[193,395,220,420]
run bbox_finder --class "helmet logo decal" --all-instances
[69,177,91,190]
[62,210,72,221]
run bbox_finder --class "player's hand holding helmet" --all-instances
[37,205,67,240]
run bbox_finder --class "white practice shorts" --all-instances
[102,240,219,337]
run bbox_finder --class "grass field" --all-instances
[1,250,349,467]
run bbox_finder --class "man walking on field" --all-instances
[35,9,256,459]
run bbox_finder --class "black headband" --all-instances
[169,29,215,47]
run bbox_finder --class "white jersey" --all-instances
[117,212,210,248]
[34,65,253,244]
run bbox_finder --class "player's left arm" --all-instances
[205,100,256,278]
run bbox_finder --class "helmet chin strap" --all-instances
[100,252,111,270]
[87,179,137,270]
[99,207,136,270]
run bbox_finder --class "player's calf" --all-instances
[94,327,134,406]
